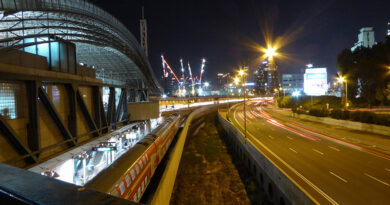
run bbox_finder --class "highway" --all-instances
[228,101,390,204]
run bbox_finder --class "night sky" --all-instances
[93,0,390,83]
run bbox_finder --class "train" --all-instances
[85,114,182,202]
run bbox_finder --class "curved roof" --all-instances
[0,0,161,93]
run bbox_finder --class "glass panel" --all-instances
[0,83,20,119]
[60,42,68,73]
[49,41,60,71]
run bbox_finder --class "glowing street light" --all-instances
[337,75,348,108]
[265,46,277,59]
[238,69,245,76]
[234,77,240,85]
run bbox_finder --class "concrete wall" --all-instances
[127,101,159,121]
[150,105,221,205]
[217,112,314,205]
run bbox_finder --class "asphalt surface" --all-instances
[228,101,390,205]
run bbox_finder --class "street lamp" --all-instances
[238,67,247,141]
[265,46,277,59]
[337,76,348,108]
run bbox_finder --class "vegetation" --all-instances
[337,36,390,107]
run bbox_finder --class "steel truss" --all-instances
[0,0,162,93]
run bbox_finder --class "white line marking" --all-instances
[289,148,298,153]
[286,136,293,140]
[268,135,274,139]
[231,108,338,204]
[385,168,390,172]
[328,146,340,152]
[313,149,324,155]
[329,171,347,183]
[365,173,390,186]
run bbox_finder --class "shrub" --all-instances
[360,111,375,124]
[341,110,350,120]
[350,111,362,121]
[309,108,328,117]
[330,109,342,119]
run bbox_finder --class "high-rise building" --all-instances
[387,22,390,36]
[255,59,278,95]
[351,27,375,51]
[282,74,304,94]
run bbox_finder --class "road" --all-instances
[228,101,390,204]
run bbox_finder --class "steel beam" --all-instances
[92,86,101,134]
[65,84,77,142]
[38,87,76,146]
[106,87,116,128]
[0,117,38,164]
[76,89,99,137]
[98,91,108,134]
[26,81,40,155]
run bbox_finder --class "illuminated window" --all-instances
[125,175,131,187]
[133,194,137,202]
[118,182,125,195]
[130,170,135,180]
[136,165,140,174]
[0,83,20,119]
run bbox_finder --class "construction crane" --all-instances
[188,62,195,96]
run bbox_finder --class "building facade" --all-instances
[255,59,278,95]
[282,74,304,94]
[351,27,375,51]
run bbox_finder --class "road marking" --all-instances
[365,173,390,186]
[385,168,390,172]
[286,136,293,140]
[329,171,347,183]
[328,146,340,152]
[268,135,274,139]
[289,148,298,153]
[313,149,324,155]
[231,107,338,205]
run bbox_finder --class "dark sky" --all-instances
[93,0,390,83]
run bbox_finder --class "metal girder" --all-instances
[92,86,101,132]
[106,87,116,129]
[65,84,77,141]
[98,91,108,134]
[76,89,99,137]
[38,87,76,146]
[0,117,38,164]
[26,81,40,154]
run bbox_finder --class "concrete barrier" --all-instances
[150,104,222,205]
[217,109,314,205]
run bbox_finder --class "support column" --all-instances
[107,87,116,129]
[92,86,101,134]
[26,81,40,155]
[65,84,77,142]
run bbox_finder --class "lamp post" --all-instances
[239,67,247,140]
[337,76,348,108]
